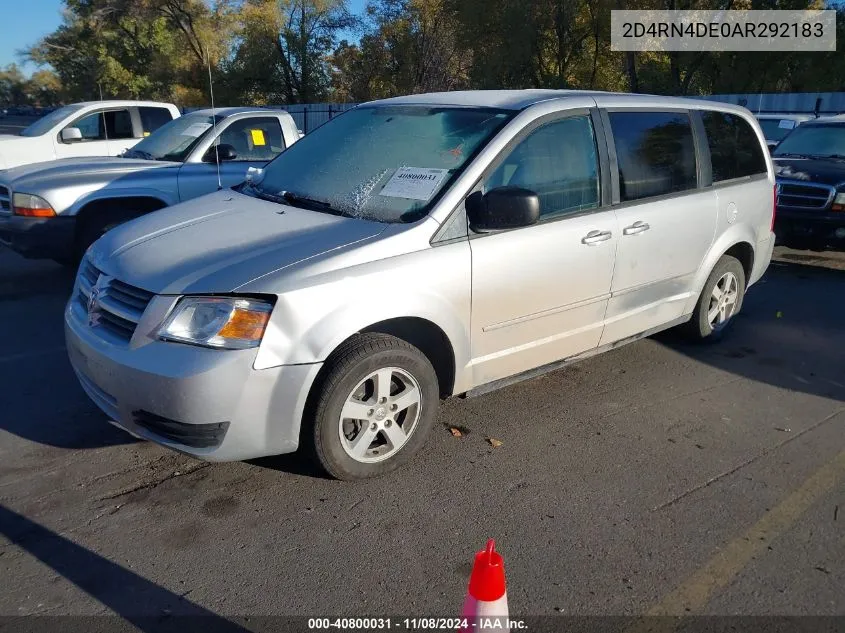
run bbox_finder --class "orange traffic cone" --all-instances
[461,539,509,632]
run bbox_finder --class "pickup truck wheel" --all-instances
[683,255,746,342]
[306,333,439,480]
[75,209,147,258]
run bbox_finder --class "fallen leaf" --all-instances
[487,438,503,448]
[449,427,463,437]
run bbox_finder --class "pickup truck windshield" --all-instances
[758,119,801,143]
[20,104,85,137]
[124,113,222,162]
[250,105,513,223]
[773,124,845,159]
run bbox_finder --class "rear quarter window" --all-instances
[703,111,767,183]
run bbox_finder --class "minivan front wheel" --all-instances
[307,333,439,480]
[685,254,746,341]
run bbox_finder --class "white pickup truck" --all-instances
[0,100,181,169]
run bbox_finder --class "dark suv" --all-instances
[772,117,845,249]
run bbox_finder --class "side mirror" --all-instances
[203,144,237,163]
[61,127,83,143]
[466,187,541,232]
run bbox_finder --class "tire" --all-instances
[74,208,148,259]
[304,333,440,480]
[683,254,746,342]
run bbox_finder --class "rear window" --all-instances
[138,107,175,136]
[702,111,768,183]
[608,111,697,202]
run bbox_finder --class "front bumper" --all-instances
[775,209,845,245]
[0,214,76,259]
[64,295,322,462]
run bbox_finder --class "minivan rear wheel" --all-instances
[306,333,439,480]
[684,254,746,341]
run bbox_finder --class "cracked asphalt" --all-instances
[0,245,843,625]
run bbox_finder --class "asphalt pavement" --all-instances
[0,245,843,627]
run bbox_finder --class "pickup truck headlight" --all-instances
[13,192,55,217]
[833,192,845,205]
[159,297,273,349]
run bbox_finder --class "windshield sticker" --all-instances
[778,120,796,129]
[379,167,449,201]
[181,122,213,138]
[250,129,266,146]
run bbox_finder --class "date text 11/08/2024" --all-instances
[307,618,529,630]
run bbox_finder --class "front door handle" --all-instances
[623,221,650,236]
[581,230,613,245]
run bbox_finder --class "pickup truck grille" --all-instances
[0,185,10,214]
[75,258,155,344]
[776,181,835,211]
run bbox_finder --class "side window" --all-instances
[484,115,600,219]
[214,117,286,162]
[702,111,767,183]
[69,111,103,141]
[104,109,134,139]
[138,107,174,136]
[608,111,697,202]
[66,109,134,141]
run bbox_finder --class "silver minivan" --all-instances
[65,90,775,480]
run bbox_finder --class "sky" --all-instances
[0,0,368,76]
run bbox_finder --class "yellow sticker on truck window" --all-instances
[143,131,150,137]
[250,129,266,146]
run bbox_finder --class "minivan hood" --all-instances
[0,156,173,186]
[773,157,845,187]
[90,189,388,294]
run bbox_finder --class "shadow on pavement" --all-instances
[0,504,250,632]
[246,450,328,479]
[656,258,845,404]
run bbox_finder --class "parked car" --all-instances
[65,91,775,480]
[771,115,845,249]
[755,113,816,151]
[0,107,300,262]
[0,100,180,170]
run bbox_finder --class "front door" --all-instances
[600,110,718,345]
[177,116,288,201]
[54,108,136,159]
[469,112,618,388]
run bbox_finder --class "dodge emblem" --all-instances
[87,275,112,327]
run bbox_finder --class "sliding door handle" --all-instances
[581,230,613,245]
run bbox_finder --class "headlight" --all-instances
[13,192,55,217]
[159,297,273,349]
[834,192,845,205]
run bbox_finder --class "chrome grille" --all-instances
[75,258,155,344]
[0,185,10,214]
[776,180,835,210]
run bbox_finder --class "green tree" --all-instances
[224,0,357,104]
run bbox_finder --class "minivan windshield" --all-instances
[246,105,513,223]
[123,113,221,162]
[773,124,845,159]
[20,104,85,137]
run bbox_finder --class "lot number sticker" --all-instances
[778,119,796,129]
[379,167,449,201]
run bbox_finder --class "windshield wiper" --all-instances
[821,154,845,161]
[123,149,156,160]
[282,191,350,217]
[774,152,813,159]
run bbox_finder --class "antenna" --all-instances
[205,47,222,191]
